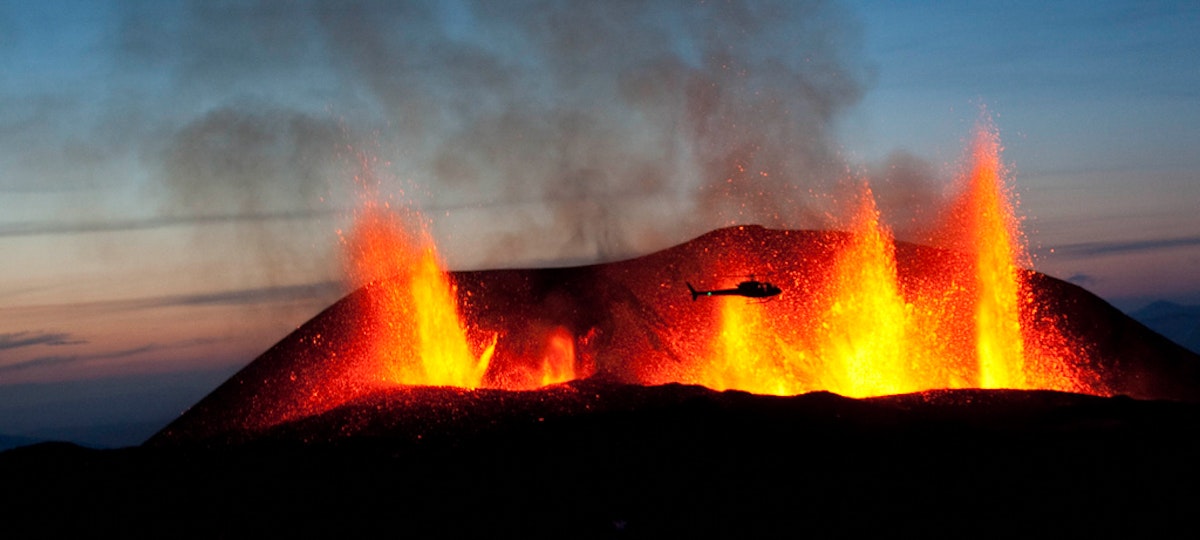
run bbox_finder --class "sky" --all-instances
[1,0,1198,447]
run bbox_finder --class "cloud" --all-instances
[0,331,85,351]
[78,281,343,313]
[1066,273,1097,286]
[145,281,344,309]
[0,344,158,375]
[1052,236,1200,258]
[0,209,337,238]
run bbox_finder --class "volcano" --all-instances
[152,225,1200,446]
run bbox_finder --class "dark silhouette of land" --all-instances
[5,383,1200,537]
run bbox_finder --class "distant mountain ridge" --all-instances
[0,434,41,452]
[1131,301,1200,354]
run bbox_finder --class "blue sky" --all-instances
[1,0,1197,446]
[846,0,1200,306]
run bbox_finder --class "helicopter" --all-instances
[687,276,782,301]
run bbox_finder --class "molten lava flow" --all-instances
[343,201,494,388]
[965,124,1027,389]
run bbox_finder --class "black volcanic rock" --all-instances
[153,226,1200,446]
[7,385,1200,537]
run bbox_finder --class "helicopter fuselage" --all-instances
[687,280,782,301]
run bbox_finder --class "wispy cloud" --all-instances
[0,209,338,238]
[0,344,159,375]
[0,281,345,328]
[146,281,344,309]
[1065,273,1097,286]
[0,331,85,351]
[1051,236,1200,258]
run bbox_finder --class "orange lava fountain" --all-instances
[693,185,926,397]
[815,185,920,397]
[342,200,496,388]
[685,119,1093,397]
[339,153,582,391]
[703,293,796,395]
[331,118,1092,401]
[966,125,1027,388]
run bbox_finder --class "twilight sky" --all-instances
[1,0,1197,446]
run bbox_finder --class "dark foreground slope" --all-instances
[4,383,1200,537]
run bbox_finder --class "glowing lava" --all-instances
[815,185,919,397]
[695,185,926,398]
[704,295,797,395]
[685,120,1094,397]
[538,327,578,387]
[343,201,495,388]
[965,124,1027,389]
[331,118,1094,405]
[338,157,580,392]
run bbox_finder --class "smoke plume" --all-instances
[311,0,872,265]
[41,0,879,275]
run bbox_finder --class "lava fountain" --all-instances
[153,121,1128,444]
[339,155,584,392]
[948,119,1086,392]
[341,199,496,388]
[815,184,920,397]
[964,123,1027,389]
[337,118,1094,402]
[682,119,1094,397]
[693,184,929,397]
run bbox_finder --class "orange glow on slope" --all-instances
[704,296,798,395]
[965,125,1026,388]
[343,201,495,388]
[538,327,578,387]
